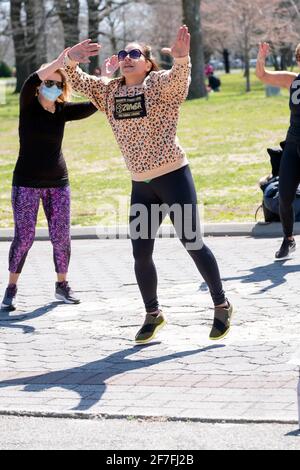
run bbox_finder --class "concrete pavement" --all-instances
[2,222,300,240]
[0,415,299,450]
[0,236,299,425]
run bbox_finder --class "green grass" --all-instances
[0,71,291,227]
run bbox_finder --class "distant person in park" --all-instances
[62,25,233,343]
[208,73,221,92]
[205,64,221,92]
[1,49,98,311]
[205,64,214,76]
[256,42,300,260]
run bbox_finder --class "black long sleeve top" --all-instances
[13,73,97,188]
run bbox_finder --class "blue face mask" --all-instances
[40,84,62,102]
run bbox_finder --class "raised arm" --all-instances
[36,48,70,81]
[256,43,297,89]
[100,55,119,78]
[63,39,111,111]
[153,26,191,103]
[20,48,70,110]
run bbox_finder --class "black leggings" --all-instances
[129,165,226,312]
[279,140,300,237]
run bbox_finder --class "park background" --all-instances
[0,0,299,228]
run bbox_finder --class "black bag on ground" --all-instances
[258,141,300,222]
[257,143,284,222]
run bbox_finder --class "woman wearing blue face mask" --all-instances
[1,49,98,311]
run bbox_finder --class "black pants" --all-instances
[129,165,226,312]
[279,140,300,237]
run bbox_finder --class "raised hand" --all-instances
[56,48,71,68]
[258,42,270,61]
[161,25,190,59]
[68,39,101,64]
[101,55,119,78]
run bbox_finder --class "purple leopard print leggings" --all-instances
[9,186,71,274]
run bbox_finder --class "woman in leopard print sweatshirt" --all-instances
[63,26,233,343]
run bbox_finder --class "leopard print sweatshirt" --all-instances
[63,55,191,181]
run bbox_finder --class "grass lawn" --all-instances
[0,71,291,228]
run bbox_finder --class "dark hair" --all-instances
[141,45,160,73]
[120,43,159,84]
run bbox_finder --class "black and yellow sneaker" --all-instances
[135,311,167,344]
[209,301,233,341]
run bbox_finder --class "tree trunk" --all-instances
[182,0,207,99]
[10,0,28,92]
[272,53,280,71]
[280,47,293,71]
[34,0,48,67]
[244,48,250,92]
[245,60,250,92]
[55,0,80,47]
[107,12,118,55]
[24,0,36,71]
[11,0,48,92]
[87,0,101,74]
[24,0,47,69]
[223,48,230,74]
[243,23,250,92]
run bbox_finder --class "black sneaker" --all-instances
[209,301,233,341]
[55,282,80,304]
[135,311,167,344]
[275,238,296,261]
[1,284,18,311]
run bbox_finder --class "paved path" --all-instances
[0,237,299,423]
[0,416,299,450]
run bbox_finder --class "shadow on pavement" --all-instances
[0,301,60,334]
[221,261,300,294]
[285,429,300,437]
[0,343,224,411]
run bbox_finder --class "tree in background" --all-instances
[0,60,12,76]
[5,0,300,94]
[202,0,234,74]
[230,0,264,92]
[182,0,207,99]
[86,0,99,73]
[10,0,27,91]
[10,0,50,91]
[54,0,80,46]
[202,0,300,89]
[87,0,128,74]
[265,0,299,70]
[87,0,145,74]
[148,0,181,68]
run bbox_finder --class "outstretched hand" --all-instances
[57,48,71,68]
[101,55,119,78]
[161,25,190,59]
[258,42,270,60]
[68,39,101,64]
